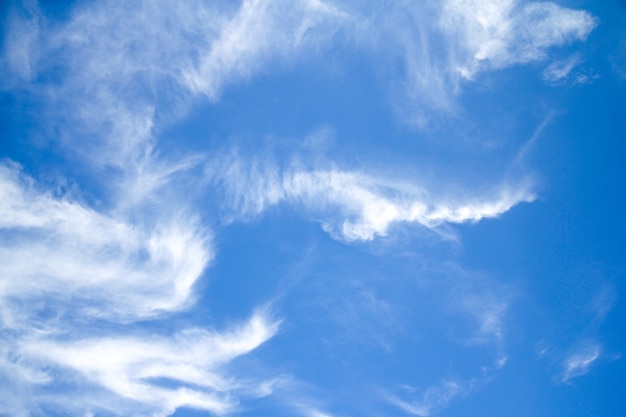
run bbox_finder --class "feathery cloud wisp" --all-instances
[440,0,597,79]
[0,0,606,416]
[377,0,597,122]
[19,313,279,416]
[389,378,477,417]
[0,162,210,323]
[559,342,601,384]
[208,153,535,241]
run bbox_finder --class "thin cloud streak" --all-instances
[208,153,535,241]
[543,55,582,82]
[389,378,477,417]
[559,342,601,384]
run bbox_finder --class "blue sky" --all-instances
[0,0,625,416]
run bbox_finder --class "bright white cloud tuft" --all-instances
[209,153,535,241]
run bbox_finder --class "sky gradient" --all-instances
[1,1,625,416]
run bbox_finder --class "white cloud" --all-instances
[440,0,597,79]
[0,315,280,414]
[543,54,582,82]
[0,162,283,416]
[559,342,601,383]
[542,54,598,86]
[4,0,596,136]
[184,0,347,98]
[0,1,599,415]
[0,156,274,412]
[0,0,347,192]
[0,162,211,324]
[208,152,535,242]
[334,0,597,124]
[291,403,336,417]
[389,378,476,416]
[0,3,346,415]
[455,292,508,344]
[18,312,279,416]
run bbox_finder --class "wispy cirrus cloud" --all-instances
[0,161,283,416]
[0,0,603,416]
[357,0,597,123]
[543,54,582,82]
[2,0,596,139]
[389,378,477,417]
[1,0,347,187]
[440,0,597,79]
[19,313,279,416]
[184,0,347,99]
[0,162,210,323]
[536,282,615,387]
[559,341,601,384]
[1,311,279,417]
[2,1,310,414]
[207,150,535,241]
